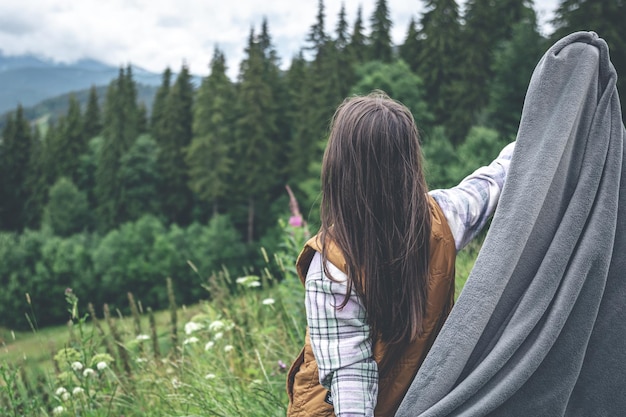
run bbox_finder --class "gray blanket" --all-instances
[396,31,626,417]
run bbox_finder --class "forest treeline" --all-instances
[0,0,623,329]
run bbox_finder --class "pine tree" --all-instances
[260,17,291,177]
[95,67,141,231]
[23,125,47,229]
[45,116,67,181]
[414,0,463,127]
[368,0,393,62]
[186,48,235,215]
[151,68,172,139]
[233,28,282,242]
[82,85,102,140]
[486,13,546,140]
[287,0,344,189]
[447,0,534,143]
[285,52,313,185]
[399,17,421,73]
[119,134,161,221]
[76,136,103,213]
[55,95,85,184]
[348,6,368,64]
[137,102,148,134]
[40,121,59,188]
[156,63,195,225]
[551,0,626,119]
[334,3,356,97]
[0,106,34,231]
[306,0,329,54]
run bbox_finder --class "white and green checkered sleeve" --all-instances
[305,251,378,417]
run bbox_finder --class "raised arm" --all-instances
[429,141,516,251]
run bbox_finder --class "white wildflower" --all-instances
[72,387,85,396]
[70,361,84,371]
[136,334,150,341]
[236,275,260,286]
[204,341,215,351]
[52,406,65,415]
[62,392,71,401]
[214,332,223,340]
[184,321,204,335]
[204,373,216,379]
[183,337,199,345]
[136,357,148,363]
[224,345,234,353]
[171,378,182,389]
[55,387,67,396]
[208,320,224,332]
[83,368,96,378]
[262,298,275,305]
[96,361,108,371]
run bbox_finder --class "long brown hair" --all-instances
[320,91,431,349]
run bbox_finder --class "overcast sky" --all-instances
[0,0,560,79]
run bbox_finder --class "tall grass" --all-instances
[0,221,480,416]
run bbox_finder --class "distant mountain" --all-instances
[0,52,202,128]
[0,52,201,116]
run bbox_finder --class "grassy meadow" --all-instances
[1,224,482,417]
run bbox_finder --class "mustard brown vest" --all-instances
[287,195,457,417]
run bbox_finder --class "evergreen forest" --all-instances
[0,0,624,330]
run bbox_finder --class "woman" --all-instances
[287,92,514,417]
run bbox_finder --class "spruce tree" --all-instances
[260,18,291,178]
[23,125,47,229]
[285,52,313,185]
[82,85,102,140]
[77,136,103,212]
[233,28,281,242]
[368,0,393,62]
[486,14,546,140]
[0,106,34,231]
[399,17,421,73]
[447,0,534,143]
[348,6,368,64]
[40,121,59,188]
[414,0,463,128]
[288,0,344,190]
[45,116,67,181]
[119,134,161,222]
[95,67,141,231]
[137,102,148,134]
[156,63,195,225]
[308,0,343,133]
[186,48,235,215]
[334,4,356,98]
[551,0,626,120]
[56,95,85,184]
[306,0,329,53]
[151,67,172,138]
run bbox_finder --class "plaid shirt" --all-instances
[304,142,515,417]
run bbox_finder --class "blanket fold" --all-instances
[396,31,626,417]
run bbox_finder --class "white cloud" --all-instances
[0,0,560,80]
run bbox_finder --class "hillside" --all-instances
[0,52,204,129]
[4,84,160,130]
[0,52,167,115]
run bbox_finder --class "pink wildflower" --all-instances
[289,216,303,227]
